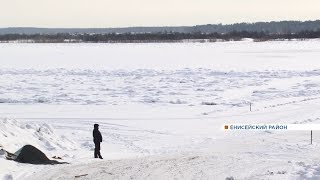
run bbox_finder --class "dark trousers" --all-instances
[94,142,102,158]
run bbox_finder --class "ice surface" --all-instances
[1,41,320,70]
[0,69,320,108]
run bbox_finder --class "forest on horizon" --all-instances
[1,20,320,42]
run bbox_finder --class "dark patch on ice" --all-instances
[188,156,200,160]
[225,176,235,180]
[201,102,217,106]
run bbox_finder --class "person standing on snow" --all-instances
[93,124,103,159]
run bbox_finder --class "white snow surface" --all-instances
[1,41,320,179]
[1,41,320,71]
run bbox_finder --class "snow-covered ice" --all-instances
[1,41,320,71]
[1,41,320,179]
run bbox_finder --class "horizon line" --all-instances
[1,19,319,29]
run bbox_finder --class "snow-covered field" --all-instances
[1,41,320,179]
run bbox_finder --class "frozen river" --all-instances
[1,41,320,179]
[1,40,320,71]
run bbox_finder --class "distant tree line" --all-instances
[1,20,320,35]
[1,30,320,43]
[192,20,320,34]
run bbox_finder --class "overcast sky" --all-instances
[1,0,320,28]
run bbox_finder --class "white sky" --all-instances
[1,0,320,28]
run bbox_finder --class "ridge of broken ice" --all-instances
[1,69,320,109]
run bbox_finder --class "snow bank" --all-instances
[0,117,78,179]
[0,117,76,153]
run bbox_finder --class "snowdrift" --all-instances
[0,117,76,155]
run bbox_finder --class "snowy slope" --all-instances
[10,97,320,180]
[0,118,76,179]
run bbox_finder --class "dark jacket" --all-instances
[93,128,102,143]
